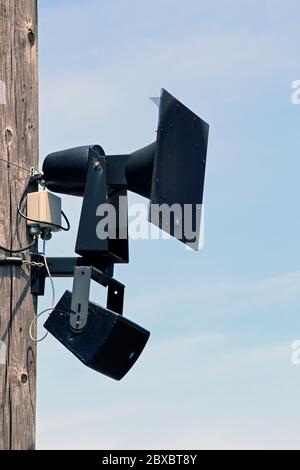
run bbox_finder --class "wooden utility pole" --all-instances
[0,0,38,450]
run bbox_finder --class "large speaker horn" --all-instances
[126,89,209,249]
[42,89,209,251]
[125,142,156,199]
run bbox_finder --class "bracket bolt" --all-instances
[94,161,102,172]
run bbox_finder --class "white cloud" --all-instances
[128,271,300,323]
[37,331,300,450]
[41,26,293,116]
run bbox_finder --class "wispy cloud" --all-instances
[128,271,300,322]
[37,335,300,450]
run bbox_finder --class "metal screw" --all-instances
[94,161,102,172]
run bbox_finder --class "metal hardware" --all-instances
[31,255,125,316]
[70,267,92,332]
[0,256,23,266]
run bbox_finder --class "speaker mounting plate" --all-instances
[149,89,209,250]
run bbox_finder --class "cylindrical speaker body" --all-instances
[42,145,105,196]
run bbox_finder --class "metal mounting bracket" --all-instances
[70,266,92,332]
[0,256,23,266]
[30,255,125,316]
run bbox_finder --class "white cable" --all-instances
[29,308,53,343]
[29,240,56,343]
[43,241,55,309]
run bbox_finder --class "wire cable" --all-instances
[0,236,37,254]
[0,177,42,253]
[29,308,53,343]
[17,179,71,232]
[29,240,56,343]
[0,174,70,253]
[0,172,69,341]
[42,239,55,309]
[0,156,39,175]
[22,259,45,268]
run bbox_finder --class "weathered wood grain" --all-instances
[0,0,38,450]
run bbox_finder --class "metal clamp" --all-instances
[70,265,125,332]
[0,256,23,266]
[31,256,125,320]
[70,266,92,332]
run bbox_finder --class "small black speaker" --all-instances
[44,291,150,381]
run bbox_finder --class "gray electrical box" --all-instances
[27,191,62,231]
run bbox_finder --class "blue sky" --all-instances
[36,0,300,449]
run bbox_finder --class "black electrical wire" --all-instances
[0,238,37,254]
[17,176,71,232]
[0,174,71,254]
[0,175,40,254]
